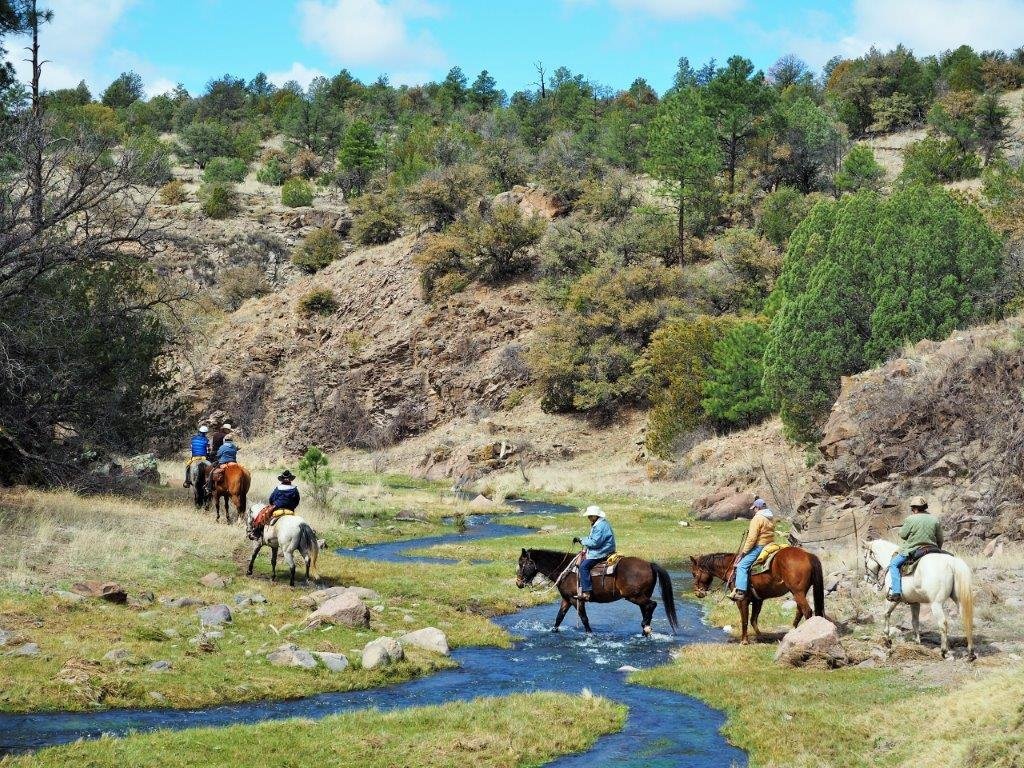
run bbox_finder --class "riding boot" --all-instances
[728,588,746,602]
[886,591,902,603]
[579,591,591,601]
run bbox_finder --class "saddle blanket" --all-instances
[572,552,624,576]
[751,543,783,576]
[900,545,954,576]
[253,505,295,528]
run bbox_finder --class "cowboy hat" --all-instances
[583,505,606,519]
[198,425,209,433]
[908,495,928,510]
[222,422,232,429]
[278,470,296,482]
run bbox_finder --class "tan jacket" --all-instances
[742,512,776,553]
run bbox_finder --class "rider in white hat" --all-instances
[572,505,616,602]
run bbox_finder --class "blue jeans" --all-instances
[889,553,909,595]
[736,546,764,591]
[579,558,601,593]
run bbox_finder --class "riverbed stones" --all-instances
[313,651,350,672]
[774,617,848,668]
[305,592,369,629]
[198,604,232,627]
[398,627,450,656]
[267,643,317,669]
[297,585,380,609]
[200,572,229,589]
[362,637,403,670]
[71,580,127,604]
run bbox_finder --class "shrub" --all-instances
[292,227,343,274]
[701,320,773,429]
[179,121,235,168]
[576,170,641,221]
[713,228,781,311]
[351,195,404,245]
[256,157,287,185]
[297,288,339,317]
[404,163,487,230]
[158,179,187,205]
[291,148,320,179]
[219,264,270,310]
[481,137,530,190]
[281,177,314,208]
[764,186,1002,441]
[198,181,239,219]
[202,156,248,183]
[297,446,334,507]
[834,145,885,193]
[900,136,980,184]
[868,92,917,133]
[757,186,814,249]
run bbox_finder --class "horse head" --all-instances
[515,548,538,589]
[245,503,264,541]
[689,555,715,598]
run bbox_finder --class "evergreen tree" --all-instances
[706,55,773,193]
[439,66,467,108]
[834,144,884,192]
[469,70,502,111]
[646,88,720,265]
[701,320,772,429]
[101,71,144,108]
[337,120,381,194]
[974,90,1011,164]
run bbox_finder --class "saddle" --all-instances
[252,505,295,529]
[899,545,953,576]
[750,543,783,577]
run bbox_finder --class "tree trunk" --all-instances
[677,181,686,268]
[727,131,738,194]
[29,0,43,230]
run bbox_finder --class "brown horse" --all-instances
[209,463,250,524]
[516,548,679,636]
[690,548,824,644]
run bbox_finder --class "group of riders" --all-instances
[184,422,303,537]
[571,494,943,604]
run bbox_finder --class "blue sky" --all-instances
[16,1,1024,98]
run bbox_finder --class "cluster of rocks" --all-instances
[81,453,161,493]
[692,490,757,522]
[792,322,1024,548]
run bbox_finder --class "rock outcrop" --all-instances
[774,617,848,668]
[398,627,450,656]
[304,592,370,628]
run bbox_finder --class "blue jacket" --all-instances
[269,485,300,510]
[216,442,238,463]
[190,433,210,458]
[581,518,616,559]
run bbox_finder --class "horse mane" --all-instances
[695,552,735,571]
[524,548,575,575]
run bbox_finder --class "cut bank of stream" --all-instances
[0,500,746,767]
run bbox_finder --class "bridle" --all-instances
[515,550,537,588]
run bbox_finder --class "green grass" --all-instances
[0,693,626,768]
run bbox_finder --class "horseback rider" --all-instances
[251,470,301,538]
[887,496,944,602]
[208,422,232,458]
[183,425,210,487]
[572,505,616,602]
[729,498,776,602]
[207,434,239,493]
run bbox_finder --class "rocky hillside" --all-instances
[794,316,1024,548]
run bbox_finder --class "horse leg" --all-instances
[284,548,297,587]
[932,601,949,657]
[884,600,899,642]
[910,603,922,644]
[270,546,278,582]
[304,552,311,586]
[247,541,263,576]
[739,599,750,644]
[792,589,813,627]
[577,600,593,633]
[552,598,571,632]
[640,600,656,636]
[750,598,763,637]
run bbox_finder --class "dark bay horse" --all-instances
[209,463,250,524]
[690,548,824,644]
[188,459,209,510]
[516,548,679,636]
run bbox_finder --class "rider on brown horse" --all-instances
[729,498,776,602]
[572,505,616,602]
[206,433,239,494]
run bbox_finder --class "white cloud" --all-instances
[298,0,446,69]
[144,78,178,99]
[564,0,742,19]
[780,0,1024,68]
[268,62,326,90]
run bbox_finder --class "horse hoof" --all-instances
[551,627,559,633]
[642,626,652,636]
[740,638,750,645]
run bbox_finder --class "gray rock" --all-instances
[233,595,252,608]
[617,665,640,672]
[398,627,450,656]
[147,660,172,672]
[198,604,232,627]
[305,593,369,629]
[123,453,161,485]
[0,629,10,646]
[774,617,848,668]
[52,589,85,604]
[200,572,229,589]
[267,643,317,669]
[14,643,39,656]
[298,586,379,608]
[161,628,179,639]
[103,648,131,663]
[161,596,207,609]
[249,592,267,604]
[313,651,350,672]
[362,637,403,670]
[781,599,797,611]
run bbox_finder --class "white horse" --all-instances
[246,504,321,587]
[863,538,974,659]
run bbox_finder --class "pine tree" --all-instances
[701,320,772,429]
[705,56,773,193]
[834,145,884,193]
[469,70,501,111]
[337,120,381,194]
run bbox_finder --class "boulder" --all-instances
[468,494,496,511]
[71,581,127,604]
[13,643,39,656]
[305,592,370,628]
[298,586,379,609]
[398,627,450,656]
[52,589,85,605]
[774,617,848,668]
[122,453,161,485]
[267,643,317,669]
[198,604,232,627]
[161,596,207,609]
[147,660,172,672]
[362,637,404,670]
[313,651,350,672]
[695,492,756,521]
[102,648,131,663]
[200,572,229,589]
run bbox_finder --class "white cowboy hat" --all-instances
[198,425,209,433]
[222,422,233,429]
[583,505,606,519]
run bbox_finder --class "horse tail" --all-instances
[651,563,679,635]
[953,558,974,659]
[810,552,825,617]
[299,523,321,580]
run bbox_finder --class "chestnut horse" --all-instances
[516,548,679,636]
[209,463,250,524]
[690,548,824,644]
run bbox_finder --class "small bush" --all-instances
[256,157,287,185]
[404,163,487,230]
[757,186,813,249]
[900,136,980,184]
[202,156,247,183]
[297,288,339,317]
[219,264,270,310]
[158,179,187,205]
[351,195,404,245]
[281,177,314,208]
[198,181,239,219]
[292,227,343,274]
[291,148,320,179]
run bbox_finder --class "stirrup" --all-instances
[728,589,745,602]
[886,591,902,603]
[577,592,591,602]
